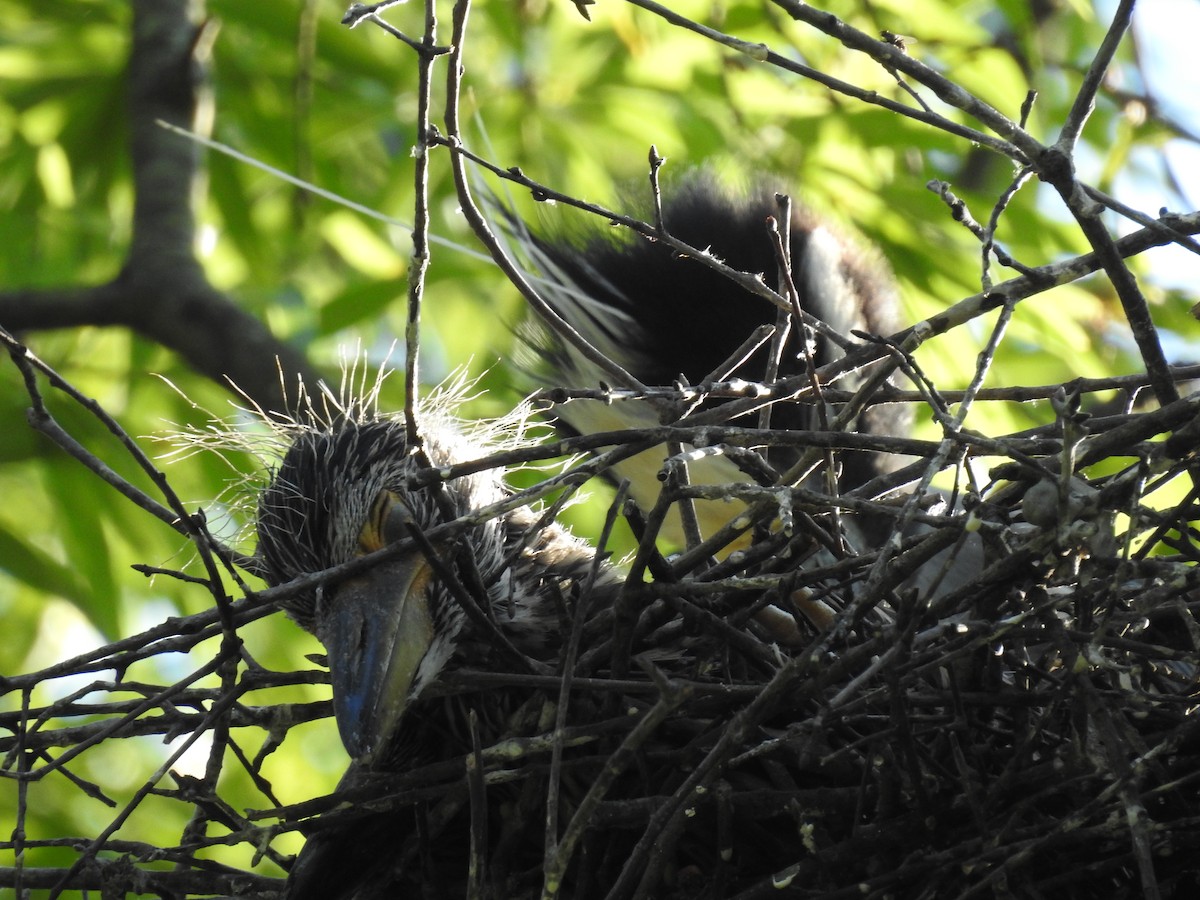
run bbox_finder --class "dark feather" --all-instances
[267,179,936,898]
[514,174,906,491]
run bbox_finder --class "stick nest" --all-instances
[6,366,1200,900]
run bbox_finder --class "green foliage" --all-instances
[1,0,1193,891]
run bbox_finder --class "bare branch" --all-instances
[0,0,321,417]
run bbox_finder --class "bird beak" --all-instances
[315,552,435,764]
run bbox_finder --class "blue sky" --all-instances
[1112,0,1200,290]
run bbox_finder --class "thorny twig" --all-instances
[8,0,1200,897]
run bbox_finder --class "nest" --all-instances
[276,367,1200,899]
[5,4,1200,897]
[6,351,1200,900]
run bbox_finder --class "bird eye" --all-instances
[357,490,412,554]
[380,492,415,545]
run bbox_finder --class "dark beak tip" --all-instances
[339,729,372,762]
[332,682,378,761]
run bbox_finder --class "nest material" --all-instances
[6,370,1200,900]
[287,394,1200,900]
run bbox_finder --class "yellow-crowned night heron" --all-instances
[257,416,613,765]
[261,178,907,898]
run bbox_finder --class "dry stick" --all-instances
[761,203,798,418]
[1084,182,1200,256]
[26,658,224,781]
[405,519,550,676]
[675,327,781,424]
[223,724,290,813]
[760,339,909,546]
[628,0,1192,412]
[400,0,448,446]
[2,330,194,538]
[177,633,242,865]
[1,684,329,759]
[155,120,483,268]
[354,1,505,624]
[641,155,704,551]
[343,1,416,28]
[765,198,848,535]
[927,176,1038,287]
[861,297,1017,596]
[168,769,293,871]
[344,4,452,56]
[1,325,255,872]
[447,0,733,680]
[1059,2,1124,151]
[425,136,861,357]
[355,0,524,650]
[1033,0,1177,411]
[542,480,627,891]
[610,472,678,683]
[176,483,247,869]
[438,6,644,395]
[10,692,32,899]
[604,633,888,900]
[647,144,666,231]
[543,686,694,898]
[981,167,1038,285]
[350,5,513,633]
[0,595,280,696]
[768,0,1040,160]
[700,325,777,385]
[626,0,1020,157]
[665,440,705,551]
[466,710,488,899]
[878,34,936,116]
[47,654,249,899]
[2,866,281,896]
[1,329,246,631]
[758,208,795,492]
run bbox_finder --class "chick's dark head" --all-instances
[256,417,506,764]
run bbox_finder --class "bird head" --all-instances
[256,416,507,764]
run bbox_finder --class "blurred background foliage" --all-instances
[1,0,1196,888]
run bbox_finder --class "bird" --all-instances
[256,175,923,898]
[507,174,910,557]
[508,173,948,623]
[255,397,615,763]
[256,392,623,898]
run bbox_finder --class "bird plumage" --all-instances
[255,402,628,898]
[513,175,906,504]
[257,408,612,765]
[260,177,933,897]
